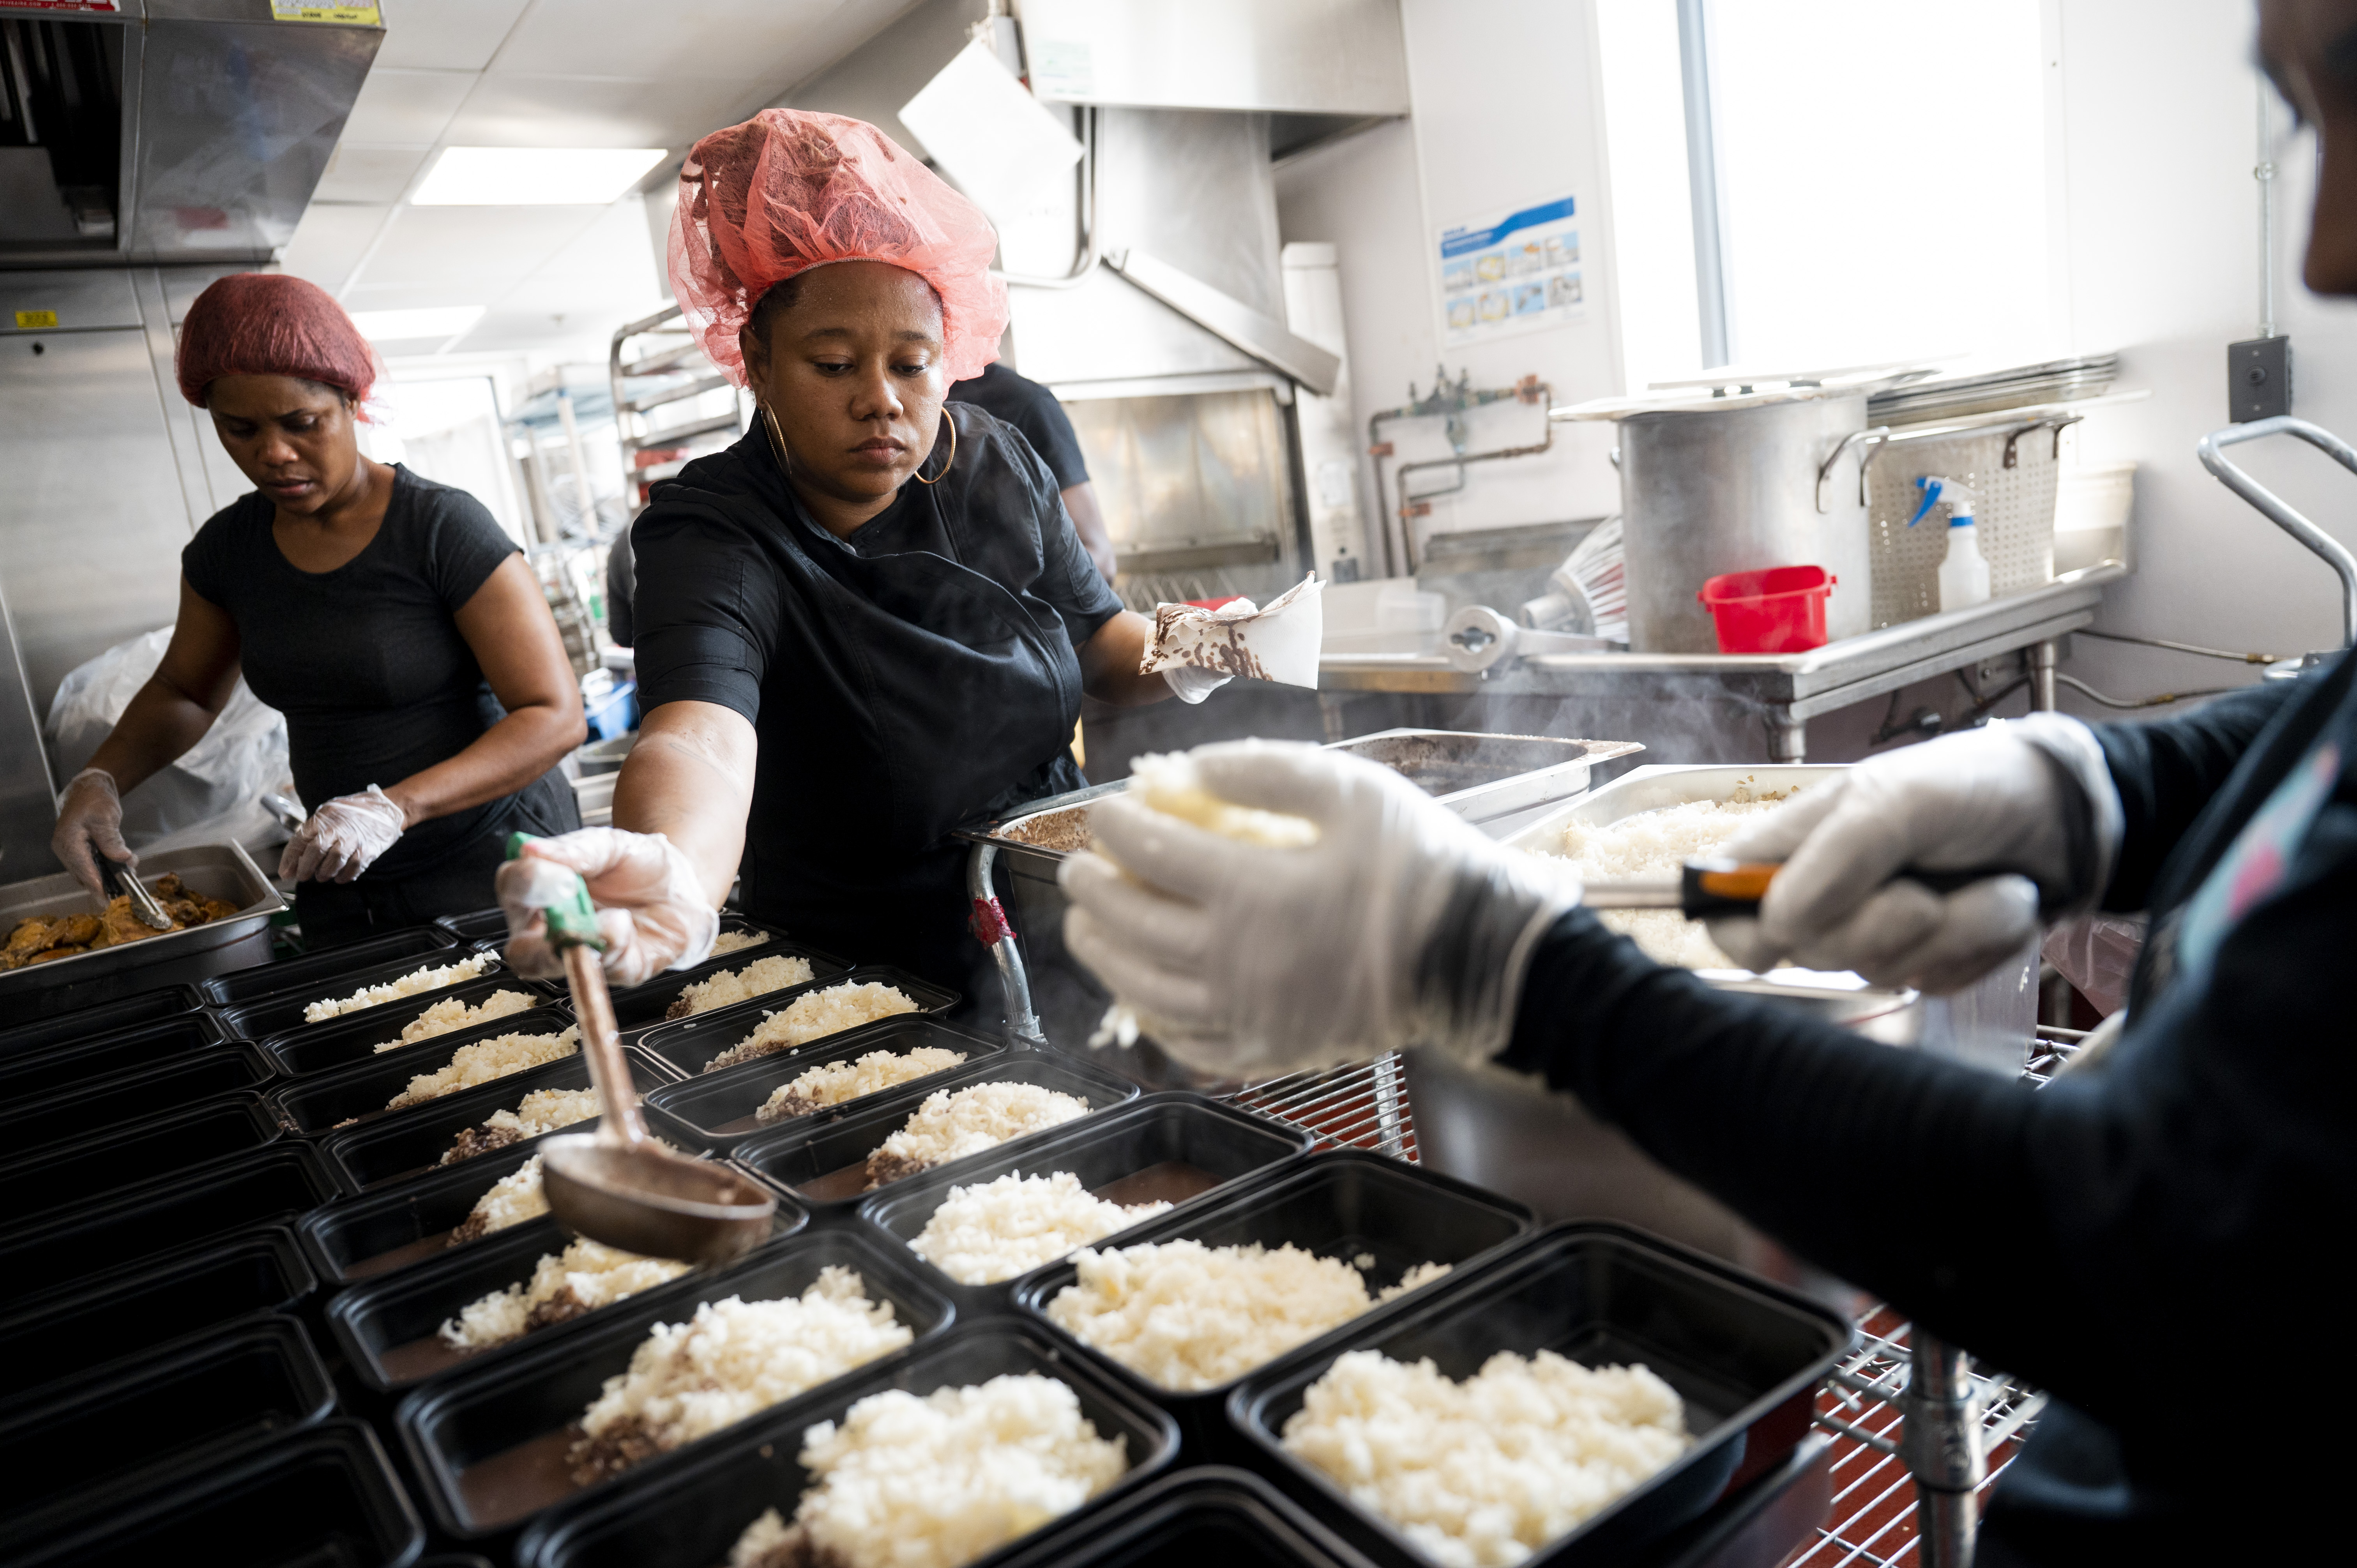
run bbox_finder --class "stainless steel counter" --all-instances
[1318,563,2124,759]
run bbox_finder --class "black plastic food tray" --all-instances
[632,964,956,1076]
[435,905,512,942]
[0,1315,336,1536]
[996,1466,1383,1568]
[396,1228,957,1538]
[201,923,463,1007]
[1230,1222,1857,1568]
[0,1225,316,1402]
[730,1051,1142,1209]
[642,1014,1007,1151]
[225,958,542,1049]
[319,1047,677,1191]
[0,1012,237,1104]
[5,1418,425,1568]
[0,1142,342,1290]
[0,1091,282,1227]
[863,1093,1317,1303]
[299,1138,564,1287]
[0,1046,274,1155]
[260,976,571,1077]
[518,1322,1181,1568]
[1012,1150,1535,1454]
[0,984,208,1063]
[269,1007,587,1136]
[601,921,840,1029]
[327,1206,808,1393]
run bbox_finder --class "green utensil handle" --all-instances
[507,832,608,953]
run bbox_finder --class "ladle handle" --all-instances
[509,833,651,1149]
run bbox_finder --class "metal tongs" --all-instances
[102,860,173,931]
[514,837,776,1265]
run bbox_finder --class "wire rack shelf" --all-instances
[1217,1052,1418,1162]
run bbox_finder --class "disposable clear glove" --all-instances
[279,784,408,884]
[1161,666,1232,705]
[1058,740,1580,1077]
[51,768,134,898]
[497,827,719,989]
[1705,714,2122,994]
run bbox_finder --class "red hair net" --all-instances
[669,109,1008,386]
[175,273,382,413]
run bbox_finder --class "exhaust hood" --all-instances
[0,0,378,270]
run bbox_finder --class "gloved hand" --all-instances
[498,827,719,989]
[1161,666,1232,705]
[279,784,408,884]
[51,768,134,899]
[1059,741,1580,1077]
[1707,714,2122,994]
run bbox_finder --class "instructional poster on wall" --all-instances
[1438,195,1584,347]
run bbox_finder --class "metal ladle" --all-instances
[527,856,775,1266]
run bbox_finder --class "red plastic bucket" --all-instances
[1697,566,1836,653]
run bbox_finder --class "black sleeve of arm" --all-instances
[2090,681,2291,909]
[630,507,770,724]
[1004,430,1121,645]
[421,485,523,606]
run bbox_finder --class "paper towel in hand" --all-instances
[1138,576,1323,689]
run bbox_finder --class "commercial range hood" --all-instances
[0,0,378,270]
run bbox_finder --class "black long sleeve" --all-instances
[2088,679,2290,910]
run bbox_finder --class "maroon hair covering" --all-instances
[174,273,382,411]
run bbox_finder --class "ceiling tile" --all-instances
[375,0,533,71]
[315,145,432,205]
[353,203,612,291]
[341,68,478,145]
[342,280,503,312]
[277,202,390,291]
[485,0,850,81]
[439,73,765,150]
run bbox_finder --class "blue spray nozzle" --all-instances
[1908,475,1975,527]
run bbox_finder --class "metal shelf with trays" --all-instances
[608,303,751,514]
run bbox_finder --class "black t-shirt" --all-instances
[182,466,573,878]
[946,362,1090,490]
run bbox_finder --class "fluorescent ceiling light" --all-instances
[347,305,486,342]
[411,147,668,206]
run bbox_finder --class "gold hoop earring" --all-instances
[756,401,792,472]
[912,410,957,485]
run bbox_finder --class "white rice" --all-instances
[449,1155,548,1243]
[1282,1348,1691,1567]
[704,982,922,1073]
[436,1086,600,1165]
[726,1374,1127,1568]
[383,987,538,1050]
[1044,1240,1449,1391]
[708,928,773,959]
[1549,787,1799,969]
[909,1171,1169,1285]
[865,1082,1090,1187]
[437,1238,690,1351]
[670,954,817,1019]
[304,951,495,1023]
[385,1024,578,1111]
[754,1046,967,1124]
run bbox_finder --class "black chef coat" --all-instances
[631,405,1124,1001]
[1499,657,2356,1563]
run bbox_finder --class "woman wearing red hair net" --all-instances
[52,273,585,944]
[497,111,1209,1003]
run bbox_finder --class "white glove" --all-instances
[1059,740,1579,1077]
[1707,714,2122,994]
[1161,666,1231,705]
[52,768,134,899]
[279,784,408,884]
[498,827,719,989]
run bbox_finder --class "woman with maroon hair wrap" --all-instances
[495,110,1214,1005]
[53,273,587,945]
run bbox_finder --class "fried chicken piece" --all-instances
[27,945,88,964]
[4,917,60,962]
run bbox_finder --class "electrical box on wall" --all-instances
[2229,335,2293,423]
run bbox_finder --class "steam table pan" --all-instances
[0,1045,274,1156]
[1229,1222,1855,1568]
[0,1315,336,1538]
[396,1228,956,1538]
[996,1466,1383,1568]
[0,843,283,1017]
[1012,1150,1535,1457]
[200,922,464,1007]
[269,1006,595,1136]
[0,1141,342,1290]
[223,953,542,1046]
[4,1418,424,1568]
[258,974,570,1076]
[641,1013,1007,1152]
[517,1322,1180,1568]
[729,1050,1141,1211]
[0,981,203,1058]
[0,1011,236,1104]
[0,1224,316,1403]
[0,1091,281,1228]
[633,963,956,1075]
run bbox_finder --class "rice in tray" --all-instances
[437,1086,600,1165]
[381,987,539,1051]
[304,951,495,1023]
[385,1024,579,1111]
[708,928,773,959]
[438,1237,690,1352]
[726,1373,1127,1568]
[1282,1349,1691,1568]
[1044,1240,1449,1391]
[1548,784,1798,969]
[909,1171,1170,1285]
[449,1155,549,1245]
[703,981,921,1074]
[755,1046,967,1124]
[664,954,817,1021]
[567,1266,911,1483]
[863,1082,1089,1190]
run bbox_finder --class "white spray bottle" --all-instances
[1910,475,1991,612]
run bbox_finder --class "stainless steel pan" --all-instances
[0,843,284,1013]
